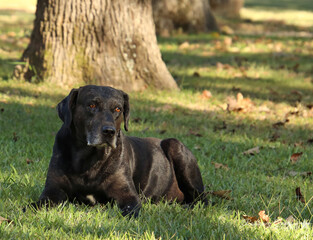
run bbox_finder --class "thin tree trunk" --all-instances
[209,0,244,18]
[152,0,219,36]
[18,0,178,91]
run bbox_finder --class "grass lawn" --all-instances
[1,0,313,239]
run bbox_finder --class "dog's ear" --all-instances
[122,91,130,131]
[57,88,79,128]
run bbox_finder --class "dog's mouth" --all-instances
[86,134,117,149]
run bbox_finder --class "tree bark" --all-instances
[152,0,219,36]
[17,0,178,91]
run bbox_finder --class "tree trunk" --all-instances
[209,0,244,18]
[17,0,178,91]
[152,0,219,36]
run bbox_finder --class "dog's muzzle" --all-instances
[87,126,117,149]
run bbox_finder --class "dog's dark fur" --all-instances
[30,85,207,217]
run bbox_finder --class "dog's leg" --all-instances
[104,178,141,217]
[160,138,208,205]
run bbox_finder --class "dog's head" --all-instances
[57,85,130,149]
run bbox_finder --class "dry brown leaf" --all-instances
[210,190,232,200]
[306,104,313,109]
[227,93,254,113]
[293,142,303,147]
[26,159,33,164]
[188,130,203,137]
[242,215,258,223]
[257,105,271,113]
[223,37,232,47]
[193,72,201,77]
[258,210,270,223]
[220,25,234,35]
[270,132,280,142]
[295,187,305,203]
[211,161,229,171]
[243,146,260,155]
[178,41,190,50]
[273,119,289,128]
[286,215,295,223]
[216,62,224,70]
[290,152,303,164]
[13,132,19,142]
[0,216,12,224]
[273,218,283,225]
[201,90,212,100]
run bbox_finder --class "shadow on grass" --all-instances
[0,84,65,103]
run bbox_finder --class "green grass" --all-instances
[1,0,313,239]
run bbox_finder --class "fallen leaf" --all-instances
[288,171,311,177]
[286,109,300,117]
[273,119,289,128]
[273,218,283,225]
[286,215,295,223]
[201,90,212,100]
[7,31,16,37]
[292,63,300,72]
[193,71,201,77]
[231,86,241,91]
[295,187,305,203]
[211,161,229,171]
[239,66,248,78]
[26,159,33,164]
[227,93,254,113]
[216,62,224,70]
[13,132,18,142]
[257,105,271,113]
[258,210,270,223]
[306,104,313,109]
[293,142,303,147]
[220,25,234,35]
[219,103,228,111]
[290,152,303,164]
[210,190,232,200]
[223,37,232,47]
[178,41,190,50]
[188,130,202,137]
[0,216,12,224]
[158,129,167,135]
[270,132,280,142]
[242,215,258,223]
[243,146,260,155]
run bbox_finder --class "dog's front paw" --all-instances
[121,204,140,218]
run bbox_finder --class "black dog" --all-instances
[30,85,207,217]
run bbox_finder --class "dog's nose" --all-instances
[102,126,116,136]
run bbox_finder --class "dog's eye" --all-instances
[114,107,121,112]
[89,104,96,109]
